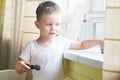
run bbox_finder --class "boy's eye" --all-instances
[56,23,59,26]
[46,23,60,26]
[46,24,52,26]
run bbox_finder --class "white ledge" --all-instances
[63,47,103,69]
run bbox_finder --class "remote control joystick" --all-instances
[27,64,40,70]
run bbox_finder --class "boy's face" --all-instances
[35,12,61,39]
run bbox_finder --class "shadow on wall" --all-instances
[0,39,11,70]
[0,0,3,55]
[0,0,12,70]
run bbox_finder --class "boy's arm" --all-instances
[69,40,104,52]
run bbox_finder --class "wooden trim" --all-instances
[103,69,120,73]
[104,38,120,41]
[22,31,39,34]
[24,16,36,18]
[106,7,120,9]
[25,0,45,2]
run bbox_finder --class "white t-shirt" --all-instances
[20,36,72,80]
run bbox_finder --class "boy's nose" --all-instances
[51,25,56,30]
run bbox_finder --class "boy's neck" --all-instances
[38,37,54,42]
[37,37,55,47]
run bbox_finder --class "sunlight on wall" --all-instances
[52,0,87,15]
[0,0,2,32]
[51,0,87,40]
[51,0,105,41]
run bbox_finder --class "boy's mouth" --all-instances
[49,32,56,35]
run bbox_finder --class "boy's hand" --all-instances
[15,60,30,74]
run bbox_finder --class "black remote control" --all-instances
[27,64,41,70]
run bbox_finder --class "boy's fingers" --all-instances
[24,61,30,64]
[21,61,30,69]
[101,48,104,54]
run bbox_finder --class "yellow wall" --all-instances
[0,0,3,16]
[65,60,102,80]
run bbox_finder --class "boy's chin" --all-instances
[49,35,56,38]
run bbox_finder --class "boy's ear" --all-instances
[35,21,40,29]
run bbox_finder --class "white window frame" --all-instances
[86,0,106,39]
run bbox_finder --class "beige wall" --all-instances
[21,1,40,49]
[103,0,120,80]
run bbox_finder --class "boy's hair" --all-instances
[36,1,61,21]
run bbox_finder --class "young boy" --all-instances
[15,1,104,80]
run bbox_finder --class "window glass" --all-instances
[91,0,106,12]
[56,0,105,40]
[94,22,105,39]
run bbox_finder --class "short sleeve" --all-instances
[19,42,31,61]
[57,37,72,50]
[61,37,72,50]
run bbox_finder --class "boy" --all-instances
[15,1,104,80]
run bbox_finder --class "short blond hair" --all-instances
[36,1,61,21]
